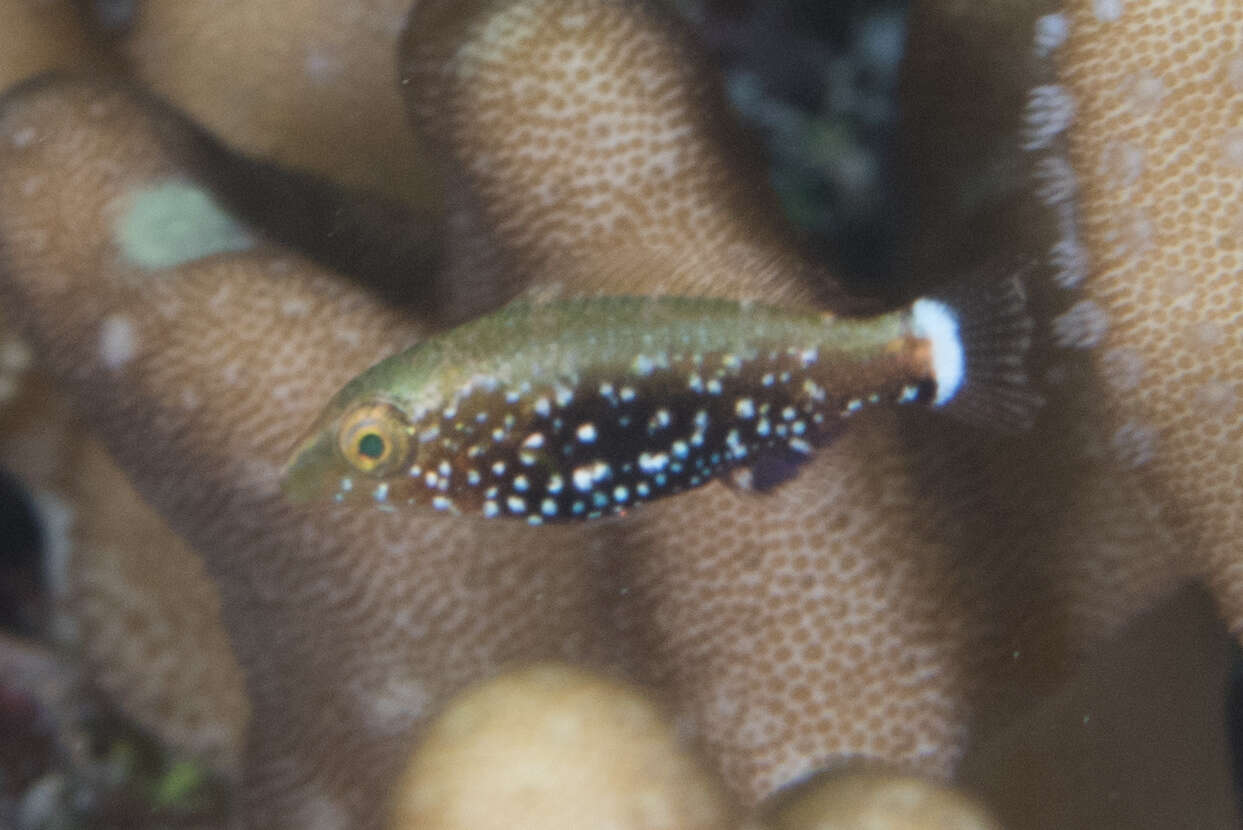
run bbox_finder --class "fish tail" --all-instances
[910,273,1044,431]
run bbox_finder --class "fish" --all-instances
[281,278,1038,523]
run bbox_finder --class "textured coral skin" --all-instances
[61,438,250,777]
[1057,1,1243,629]
[0,79,618,828]
[0,0,1238,827]
[390,664,737,830]
[0,0,114,89]
[403,0,974,797]
[120,0,435,205]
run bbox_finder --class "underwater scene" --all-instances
[1,0,1242,827]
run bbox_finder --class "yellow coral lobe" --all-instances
[388,664,737,830]
[1059,2,1243,617]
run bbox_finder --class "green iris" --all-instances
[358,433,386,459]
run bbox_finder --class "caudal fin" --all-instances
[910,274,1043,431]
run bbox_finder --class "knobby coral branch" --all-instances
[0,0,1239,826]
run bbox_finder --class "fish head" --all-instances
[281,344,441,506]
[280,396,416,505]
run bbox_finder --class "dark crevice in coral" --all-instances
[676,0,911,294]
[0,466,45,639]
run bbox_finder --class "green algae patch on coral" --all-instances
[114,179,253,270]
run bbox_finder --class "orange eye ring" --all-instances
[337,401,411,476]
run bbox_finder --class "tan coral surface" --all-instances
[389,663,737,830]
[1,0,1240,827]
[121,0,435,204]
[1060,1,1243,623]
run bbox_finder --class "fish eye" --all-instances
[337,401,411,476]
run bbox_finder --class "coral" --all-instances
[0,0,115,90]
[0,76,616,828]
[762,769,1001,830]
[64,439,249,779]
[1054,1,1243,629]
[389,663,737,830]
[0,0,1239,827]
[118,0,435,205]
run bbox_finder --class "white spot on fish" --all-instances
[483,500,500,518]
[639,451,670,473]
[373,483,389,502]
[507,495,527,514]
[99,315,137,369]
[576,422,598,443]
[548,474,564,494]
[522,432,545,449]
[735,398,756,418]
[533,397,551,417]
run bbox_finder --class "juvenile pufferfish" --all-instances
[282,282,1036,524]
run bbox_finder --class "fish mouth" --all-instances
[279,428,340,503]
